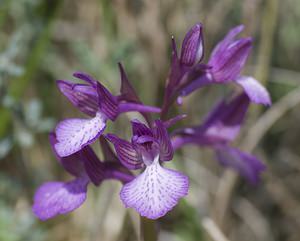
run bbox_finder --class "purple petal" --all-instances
[215,145,266,184]
[154,120,174,161]
[201,93,250,141]
[32,177,89,220]
[96,82,119,121]
[54,112,107,157]
[131,119,153,137]
[120,156,189,219]
[57,80,99,116]
[49,133,84,176]
[73,72,120,120]
[105,134,143,170]
[80,146,105,186]
[209,38,252,83]
[235,76,271,106]
[118,103,161,114]
[180,23,204,66]
[99,136,119,163]
[73,71,98,86]
[117,63,153,123]
[209,25,244,63]
[118,63,141,103]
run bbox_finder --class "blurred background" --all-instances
[1,0,300,240]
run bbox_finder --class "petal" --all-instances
[117,63,154,123]
[215,145,266,184]
[173,93,250,144]
[131,119,153,137]
[180,23,204,66]
[235,76,271,106]
[73,71,98,86]
[209,25,244,62]
[49,133,84,176]
[56,80,99,116]
[99,136,119,163]
[201,93,250,141]
[105,134,143,170]
[80,146,105,186]
[154,120,174,161]
[210,38,252,82]
[54,112,107,157]
[120,156,189,219]
[118,63,141,103]
[73,71,119,120]
[96,82,119,120]
[32,177,89,220]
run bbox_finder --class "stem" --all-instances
[140,217,158,241]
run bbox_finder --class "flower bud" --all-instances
[180,23,204,66]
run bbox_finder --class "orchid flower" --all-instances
[106,119,189,219]
[179,25,271,106]
[172,92,266,184]
[32,134,133,220]
[54,71,161,157]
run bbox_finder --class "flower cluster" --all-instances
[33,23,271,220]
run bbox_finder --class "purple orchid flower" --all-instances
[179,25,271,106]
[54,71,161,157]
[106,119,189,219]
[32,133,133,220]
[171,93,266,184]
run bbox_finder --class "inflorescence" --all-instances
[33,23,271,220]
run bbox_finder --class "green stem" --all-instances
[140,217,158,241]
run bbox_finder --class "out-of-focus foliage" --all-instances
[1,0,300,241]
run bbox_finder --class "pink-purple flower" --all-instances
[54,71,160,157]
[33,22,271,221]
[172,93,266,184]
[106,120,189,219]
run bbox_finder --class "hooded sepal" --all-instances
[57,80,99,116]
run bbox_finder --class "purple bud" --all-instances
[180,23,204,66]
